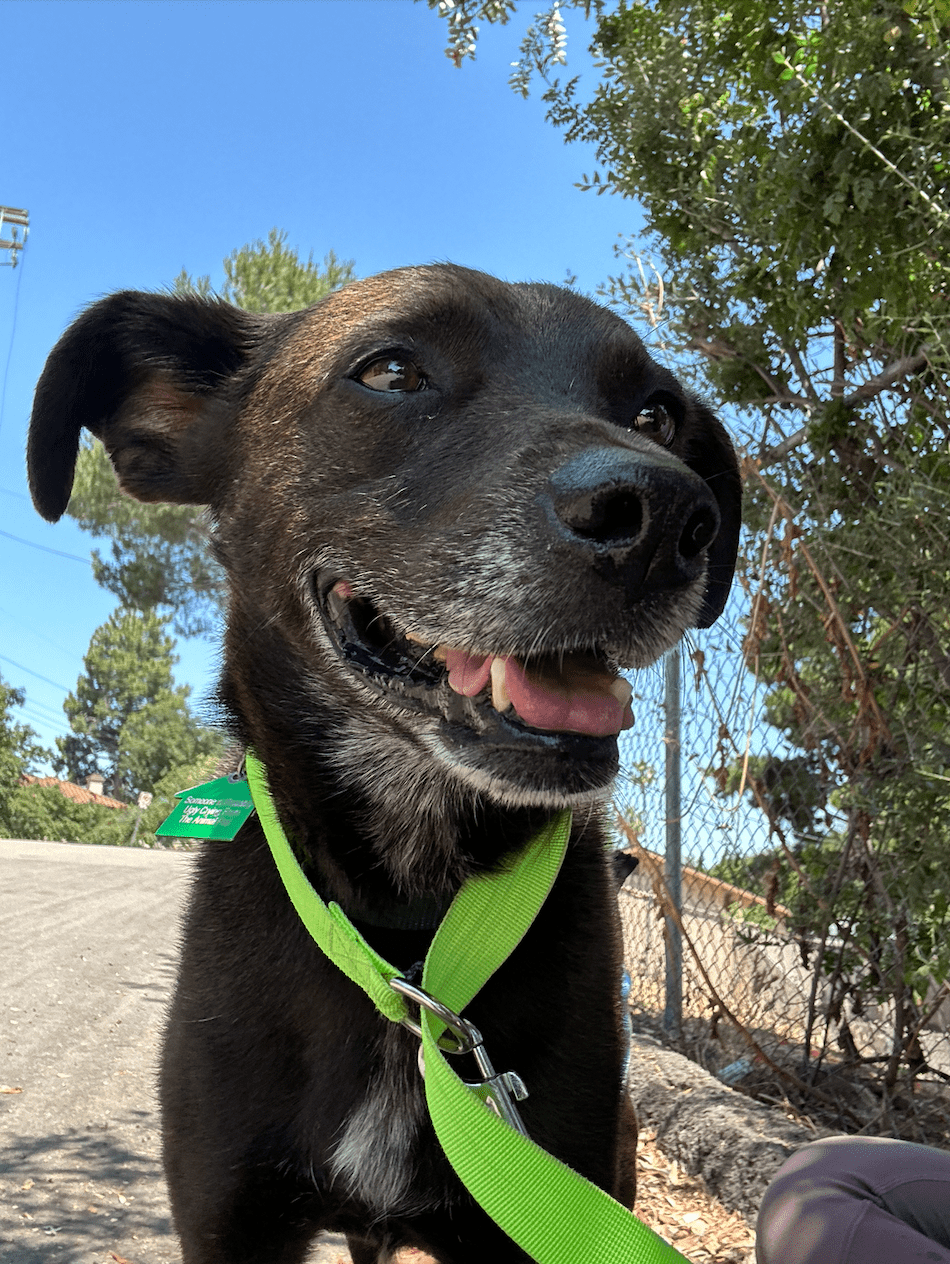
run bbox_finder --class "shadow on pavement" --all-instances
[1,1122,176,1263]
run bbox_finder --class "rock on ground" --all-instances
[627,1032,818,1222]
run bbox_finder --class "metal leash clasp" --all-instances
[390,976,530,1136]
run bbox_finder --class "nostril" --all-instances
[679,507,718,560]
[559,486,644,546]
[549,447,720,572]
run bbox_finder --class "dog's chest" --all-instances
[327,1023,441,1215]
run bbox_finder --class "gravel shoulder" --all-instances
[0,840,347,1264]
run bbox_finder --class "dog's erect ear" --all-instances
[28,292,263,522]
[683,403,743,629]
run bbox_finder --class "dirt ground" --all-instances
[0,838,755,1263]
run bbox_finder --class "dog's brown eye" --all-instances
[357,357,426,393]
[632,403,676,446]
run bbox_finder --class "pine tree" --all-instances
[56,608,222,799]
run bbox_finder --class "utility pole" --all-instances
[0,207,29,267]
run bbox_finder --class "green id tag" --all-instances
[155,774,256,841]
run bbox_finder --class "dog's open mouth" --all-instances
[322,580,634,740]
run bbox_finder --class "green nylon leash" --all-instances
[244,750,690,1264]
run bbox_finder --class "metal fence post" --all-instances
[663,646,683,1040]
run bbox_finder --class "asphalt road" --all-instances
[0,839,350,1264]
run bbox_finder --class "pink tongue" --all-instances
[444,649,633,738]
[444,649,493,697]
[505,657,631,737]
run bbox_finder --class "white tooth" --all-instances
[432,644,448,663]
[608,676,633,706]
[404,631,428,645]
[490,657,511,712]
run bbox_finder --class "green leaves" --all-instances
[3,751,223,847]
[0,678,52,837]
[177,229,355,315]
[574,0,950,357]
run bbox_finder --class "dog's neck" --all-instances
[217,636,572,904]
[219,732,558,918]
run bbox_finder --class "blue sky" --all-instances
[0,0,649,758]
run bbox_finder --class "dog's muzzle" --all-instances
[314,442,723,799]
[544,445,720,598]
[318,577,634,741]
[318,572,632,799]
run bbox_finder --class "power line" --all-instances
[17,695,65,721]
[0,653,69,692]
[0,604,81,659]
[18,702,64,730]
[0,527,90,564]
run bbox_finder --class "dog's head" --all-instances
[29,265,740,816]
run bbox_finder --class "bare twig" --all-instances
[758,348,932,465]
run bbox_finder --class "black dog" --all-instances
[28,264,740,1264]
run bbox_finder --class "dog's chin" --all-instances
[315,576,646,808]
[429,714,620,808]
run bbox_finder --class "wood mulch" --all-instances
[632,1130,756,1263]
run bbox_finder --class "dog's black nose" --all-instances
[547,446,720,585]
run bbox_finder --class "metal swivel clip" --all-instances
[390,976,530,1136]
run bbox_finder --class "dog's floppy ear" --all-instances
[28,291,262,522]
[683,402,743,629]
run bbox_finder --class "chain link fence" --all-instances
[612,447,950,1147]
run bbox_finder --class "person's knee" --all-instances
[756,1140,866,1264]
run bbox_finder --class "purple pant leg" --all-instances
[756,1136,950,1264]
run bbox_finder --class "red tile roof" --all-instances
[19,775,129,810]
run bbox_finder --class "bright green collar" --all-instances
[245,749,690,1264]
